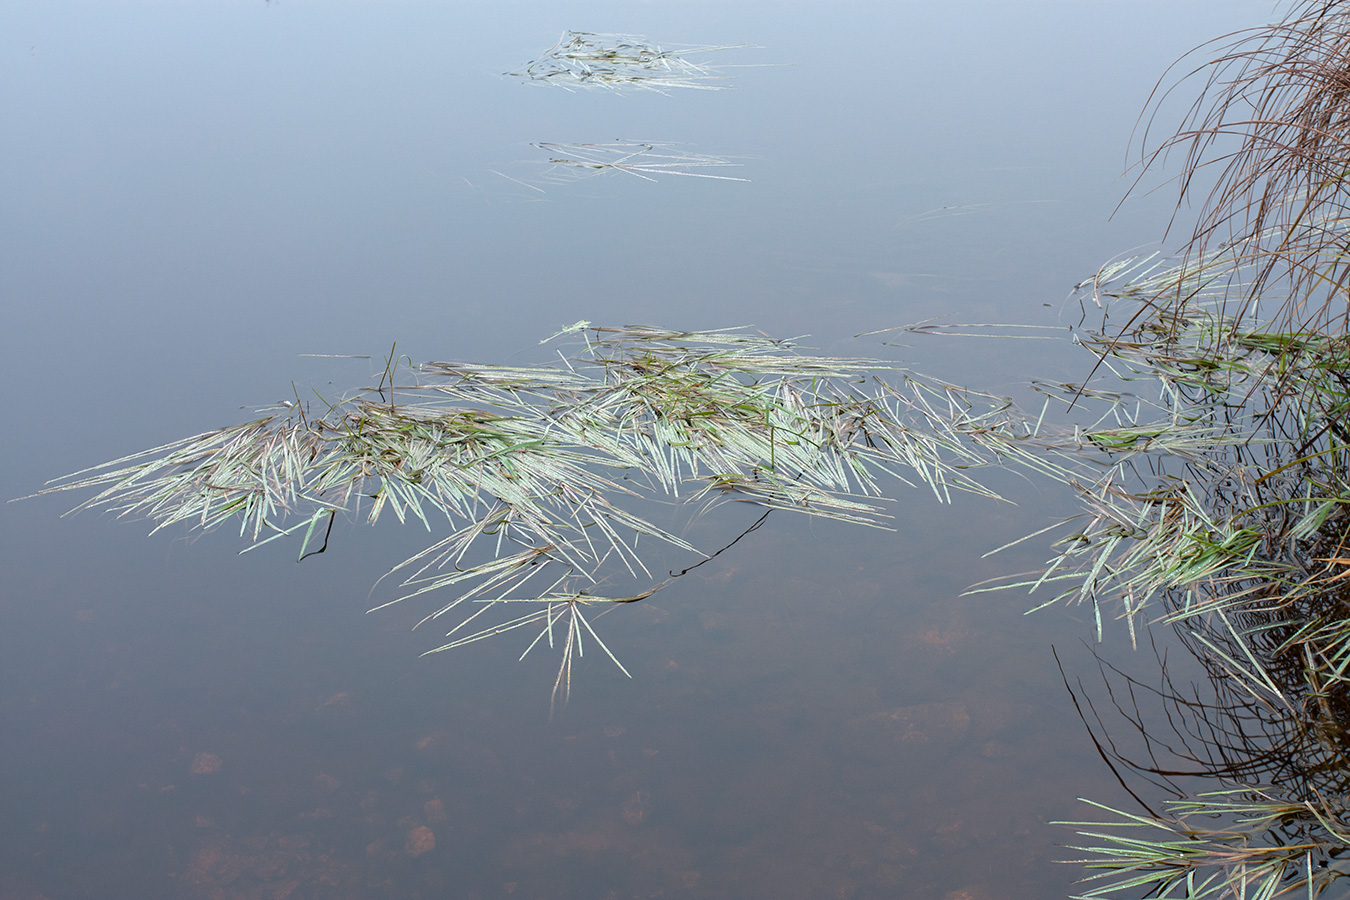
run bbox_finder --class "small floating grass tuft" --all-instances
[507,31,748,92]
[533,141,749,183]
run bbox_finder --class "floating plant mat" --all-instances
[507,31,749,92]
[532,141,748,184]
[33,325,1095,705]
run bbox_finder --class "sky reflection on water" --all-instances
[2,2,1273,898]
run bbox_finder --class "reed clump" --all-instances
[1128,0,1350,334]
[1037,2,1350,894]
[1036,260,1350,898]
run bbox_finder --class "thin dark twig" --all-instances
[298,510,336,562]
[669,509,772,578]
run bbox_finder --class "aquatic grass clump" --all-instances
[942,66,1350,879]
[507,31,746,92]
[1035,248,1350,627]
[1029,236,1350,898]
[35,326,1031,704]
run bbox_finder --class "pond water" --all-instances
[2,2,1276,898]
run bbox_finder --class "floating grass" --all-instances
[532,141,748,183]
[507,31,747,92]
[1061,796,1321,900]
[34,326,1038,697]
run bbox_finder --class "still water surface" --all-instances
[2,2,1272,898]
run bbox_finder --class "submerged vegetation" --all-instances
[30,1,1350,896]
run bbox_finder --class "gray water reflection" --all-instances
[2,1,1273,898]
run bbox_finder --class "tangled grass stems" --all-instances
[1056,596,1350,900]
[904,71,1350,877]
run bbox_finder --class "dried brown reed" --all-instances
[1131,0,1350,334]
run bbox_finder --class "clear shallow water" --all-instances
[2,2,1271,898]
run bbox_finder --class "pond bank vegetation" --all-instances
[1044,0,1350,895]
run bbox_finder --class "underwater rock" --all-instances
[404,825,435,857]
[189,752,222,775]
